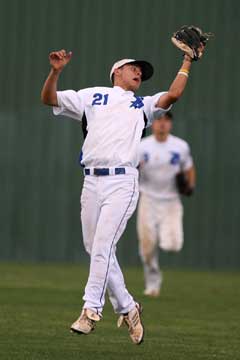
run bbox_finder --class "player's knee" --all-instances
[92,252,107,263]
[91,242,111,263]
[171,242,182,252]
[160,236,183,252]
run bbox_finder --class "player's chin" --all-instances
[130,80,141,91]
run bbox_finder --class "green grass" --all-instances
[0,264,240,360]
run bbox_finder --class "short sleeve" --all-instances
[53,89,85,121]
[143,91,172,127]
[181,143,193,171]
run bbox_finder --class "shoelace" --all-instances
[129,312,140,328]
[125,312,140,333]
[118,310,140,332]
[85,316,95,327]
[80,313,95,328]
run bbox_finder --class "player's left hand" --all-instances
[49,49,72,72]
[171,25,213,61]
[176,172,194,196]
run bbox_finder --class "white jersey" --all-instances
[53,86,171,168]
[139,134,193,200]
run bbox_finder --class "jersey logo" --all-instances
[92,93,109,106]
[130,96,144,109]
[170,151,180,165]
[143,152,149,162]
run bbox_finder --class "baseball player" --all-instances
[41,26,209,344]
[137,111,195,297]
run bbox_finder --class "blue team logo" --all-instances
[130,96,144,109]
[143,152,150,163]
[170,151,180,165]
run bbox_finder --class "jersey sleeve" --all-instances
[143,92,172,127]
[53,89,86,121]
[181,143,193,171]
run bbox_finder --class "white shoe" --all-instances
[70,309,101,335]
[144,288,160,297]
[117,303,144,345]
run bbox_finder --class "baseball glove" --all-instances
[171,25,212,61]
[176,172,194,196]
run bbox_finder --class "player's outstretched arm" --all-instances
[41,49,72,106]
[156,54,194,110]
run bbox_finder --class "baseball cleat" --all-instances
[70,309,100,335]
[144,288,160,297]
[117,303,144,345]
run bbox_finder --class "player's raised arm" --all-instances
[156,54,193,109]
[156,26,212,110]
[41,49,72,106]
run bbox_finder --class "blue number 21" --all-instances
[92,93,109,106]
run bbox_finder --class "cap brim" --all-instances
[129,60,154,81]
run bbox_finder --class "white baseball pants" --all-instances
[137,193,183,292]
[81,169,139,315]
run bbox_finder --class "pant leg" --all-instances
[137,194,162,292]
[159,199,184,252]
[81,175,135,314]
[81,176,100,254]
[142,250,162,292]
[107,251,135,314]
[83,174,139,314]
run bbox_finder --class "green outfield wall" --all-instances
[0,0,239,268]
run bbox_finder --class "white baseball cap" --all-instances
[110,58,154,83]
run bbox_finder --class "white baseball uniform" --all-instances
[53,86,171,314]
[137,134,193,293]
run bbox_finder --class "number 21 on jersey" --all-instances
[92,93,109,106]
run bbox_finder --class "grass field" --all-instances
[0,264,240,360]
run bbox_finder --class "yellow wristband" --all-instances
[179,68,189,74]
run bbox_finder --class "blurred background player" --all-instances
[137,112,196,296]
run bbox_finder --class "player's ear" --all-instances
[114,68,122,79]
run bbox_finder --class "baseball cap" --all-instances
[110,58,154,82]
